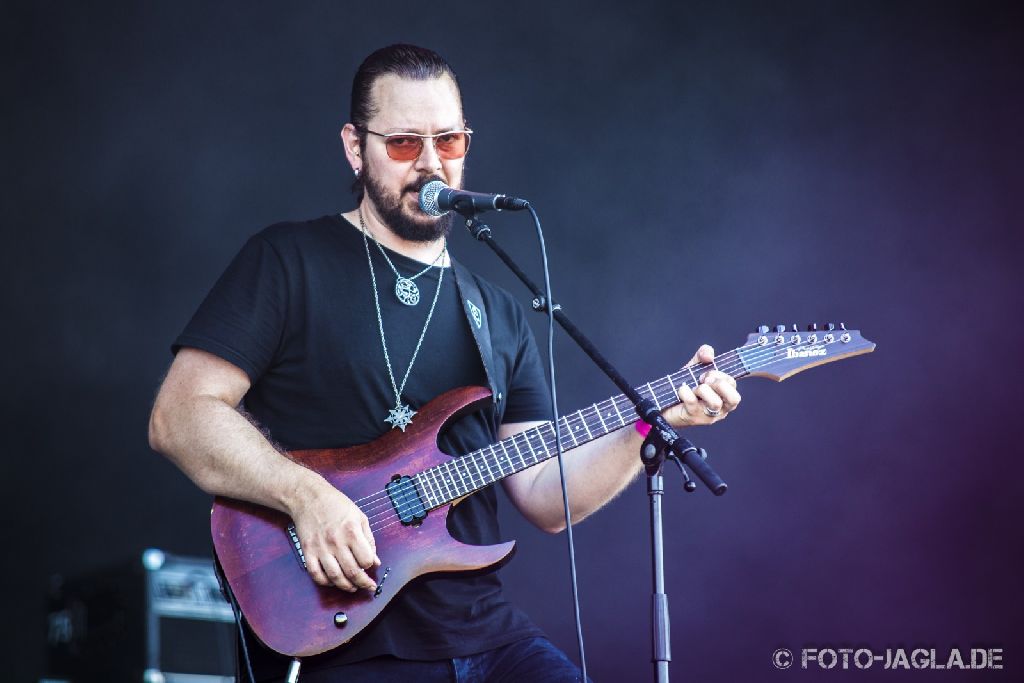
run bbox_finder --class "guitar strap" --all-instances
[451,257,503,409]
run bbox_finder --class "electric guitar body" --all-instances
[211,385,510,658]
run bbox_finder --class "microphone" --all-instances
[419,180,529,217]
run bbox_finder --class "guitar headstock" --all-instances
[737,323,875,382]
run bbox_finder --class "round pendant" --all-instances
[395,278,420,306]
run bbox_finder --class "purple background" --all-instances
[4,1,1022,680]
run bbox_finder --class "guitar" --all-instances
[211,324,874,657]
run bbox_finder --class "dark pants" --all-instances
[298,636,589,683]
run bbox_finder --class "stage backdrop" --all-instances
[4,1,1022,680]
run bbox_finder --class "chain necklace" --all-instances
[363,226,447,306]
[358,209,446,431]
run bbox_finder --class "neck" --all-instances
[341,202,449,267]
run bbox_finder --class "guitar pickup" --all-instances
[386,475,427,526]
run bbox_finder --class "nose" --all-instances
[413,137,443,175]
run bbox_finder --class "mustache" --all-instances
[404,174,448,195]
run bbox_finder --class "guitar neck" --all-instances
[413,348,750,509]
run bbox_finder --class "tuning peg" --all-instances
[839,322,847,331]
[775,324,786,334]
[757,324,770,334]
[791,323,799,332]
[826,322,835,331]
[807,323,818,331]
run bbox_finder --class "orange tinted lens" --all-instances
[434,132,469,159]
[384,136,423,161]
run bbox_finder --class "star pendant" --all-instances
[385,403,417,432]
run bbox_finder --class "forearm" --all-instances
[513,425,644,533]
[149,393,323,516]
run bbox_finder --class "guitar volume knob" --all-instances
[334,612,348,627]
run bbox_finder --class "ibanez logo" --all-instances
[786,347,827,359]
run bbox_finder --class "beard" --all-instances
[361,160,456,243]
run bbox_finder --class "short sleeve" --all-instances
[500,302,552,424]
[172,234,288,381]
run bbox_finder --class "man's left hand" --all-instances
[664,344,741,427]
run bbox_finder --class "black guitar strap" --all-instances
[451,257,503,408]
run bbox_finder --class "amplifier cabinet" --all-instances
[45,549,236,682]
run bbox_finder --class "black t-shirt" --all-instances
[173,215,550,674]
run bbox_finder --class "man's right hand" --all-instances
[290,480,381,593]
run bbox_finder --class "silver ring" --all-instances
[703,405,721,418]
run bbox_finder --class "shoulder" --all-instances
[255,214,348,252]
[239,215,363,273]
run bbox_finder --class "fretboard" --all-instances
[413,348,750,509]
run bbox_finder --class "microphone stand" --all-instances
[464,213,727,683]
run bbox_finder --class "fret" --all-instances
[646,382,661,410]
[616,396,636,426]
[667,374,679,402]
[509,435,525,467]
[687,365,698,387]
[447,462,461,498]
[429,476,442,507]
[429,466,450,503]
[611,398,625,425]
[460,456,476,489]
[536,427,553,459]
[438,462,458,499]
[486,445,503,477]
[440,462,456,498]
[522,431,540,464]
[557,420,574,450]
[462,455,478,489]
[481,447,497,482]
[483,447,499,479]
[494,439,514,472]
[581,409,595,440]
[595,405,609,434]
[414,475,436,508]
[454,458,470,495]
[652,380,671,409]
[471,454,486,487]
[565,413,580,446]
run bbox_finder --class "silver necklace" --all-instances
[358,209,446,432]
[364,228,446,306]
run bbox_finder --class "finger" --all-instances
[349,529,378,572]
[320,553,356,592]
[717,384,742,412]
[695,384,723,413]
[701,370,736,389]
[307,555,330,587]
[697,344,715,364]
[675,384,699,422]
[337,547,377,591]
[685,344,714,367]
[361,517,381,567]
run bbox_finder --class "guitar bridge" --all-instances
[286,524,307,570]
[386,475,427,526]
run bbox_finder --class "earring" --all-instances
[354,167,361,178]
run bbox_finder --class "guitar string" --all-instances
[365,339,832,533]
[359,341,787,517]
[365,336,853,529]
[355,337,840,524]
[358,337,843,525]
[344,345,759,521]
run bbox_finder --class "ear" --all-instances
[340,123,362,174]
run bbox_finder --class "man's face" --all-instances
[360,74,466,242]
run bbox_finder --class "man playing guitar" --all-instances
[148,43,741,682]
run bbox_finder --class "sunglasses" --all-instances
[364,129,473,161]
